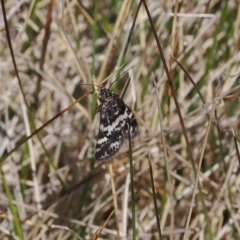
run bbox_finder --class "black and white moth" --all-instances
[95,86,137,161]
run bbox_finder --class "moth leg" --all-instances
[96,104,102,113]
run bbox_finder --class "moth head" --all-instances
[97,86,111,102]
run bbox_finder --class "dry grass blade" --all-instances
[148,154,162,240]
[51,224,84,240]
[91,210,115,240]
[127,122,136,240]
[153,74,174,236]
[183,120,212,240]
[107,162,120,239]
[228,129,240,171]
[0,91,92,163]
[34,0,56,109]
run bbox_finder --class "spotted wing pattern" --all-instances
[95,87,137,161]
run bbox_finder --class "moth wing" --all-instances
[95,94,137,161]
[122,104,138,139]
[95,98,125,161]
[95,126,124,161]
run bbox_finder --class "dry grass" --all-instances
[1,0,240,239]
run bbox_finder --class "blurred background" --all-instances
[0,0,240,239]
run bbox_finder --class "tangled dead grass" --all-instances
[1,0,240,239]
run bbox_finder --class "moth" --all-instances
[95,86,137,161]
